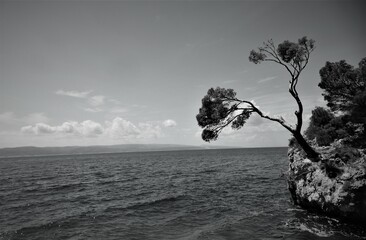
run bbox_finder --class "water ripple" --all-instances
[1,148,365,239]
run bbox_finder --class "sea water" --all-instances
[0,148,365,239]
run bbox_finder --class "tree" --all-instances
[350,89,366,124]
[318,58,366,113]
[304,107,347,146]
[315,58,366,148]
[196,37,320,161]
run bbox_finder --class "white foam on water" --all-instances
[298,223,334,237]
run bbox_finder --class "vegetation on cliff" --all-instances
[305,58,366,149]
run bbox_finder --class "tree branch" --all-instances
[221,97,295,133]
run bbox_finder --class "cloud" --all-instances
[105,118,162,139]
[55,89,125,114]
[257,76,277,83]
[162,119,177,127]
[84,107,103,113]
[247,114,266,127]
[138,123,162,139]
[21,117,164,140]
[105,117,141,138]
[88,95,106,107]
[55,89,92,98]
[21,123,56,134]
[21,120,104,137]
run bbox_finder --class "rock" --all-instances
[287,142,366,224]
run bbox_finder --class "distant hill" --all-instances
[0,144,234,158]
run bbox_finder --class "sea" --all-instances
[0,148,365,240]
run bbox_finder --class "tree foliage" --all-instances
[196,87,252,142]
[318,58,366,113]
[196,88,236,129]
[350,90,366,124]
[309,107,334,127]
[249,36,315,67]
[304,107,347,146]
[305,58,366,148]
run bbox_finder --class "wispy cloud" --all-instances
[257,76,277,83]
[55,89,129,114]
[163,119,177,127]
[88,95,106,107]
[21,117,178,140]
[84,107,103,113]
[107,98,121,105]
[55,89,92,98]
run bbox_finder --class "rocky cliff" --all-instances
[287,141,366,224]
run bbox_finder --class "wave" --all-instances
[287,215,366,239]
[2,211,92,239]
[97,176,139,186]
[105,194,186,212]
[40,182,85,193]
[93,171,113,179]
[298,223,334,237]
[198,161,235,174]
[3,188,89,211]
[199,169,218,174]
[286,207,306,212]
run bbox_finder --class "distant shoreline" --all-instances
[0,144,287,159]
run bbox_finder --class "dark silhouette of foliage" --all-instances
[201,129,219,142]
[319,58,366,113]
[196,88,237,129]
[305,107,337,146]
[197,37,320,161]
[306,58,366,148]
[310,107,334,126]
[232,114,251,129]
[304,106,362,146]
[196,87,252,142]
[305,109,328,145]
[249,50,266,64]
[350,90,366,124]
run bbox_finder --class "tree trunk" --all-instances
[293,132,320,162]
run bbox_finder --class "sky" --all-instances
[0,0,365,148]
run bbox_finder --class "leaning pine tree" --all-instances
[196,37,320,161]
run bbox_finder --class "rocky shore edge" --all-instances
[287,141,366,224]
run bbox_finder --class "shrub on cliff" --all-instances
[305,107,348,146]
[319,58,366,114]
[306,58,366,148]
